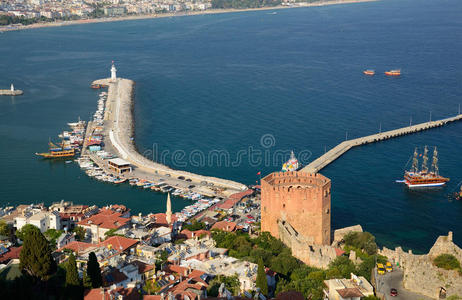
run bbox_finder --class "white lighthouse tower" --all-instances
[110,61,117,82]
[10,83,14,91]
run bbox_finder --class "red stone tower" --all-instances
[261,171,331,245]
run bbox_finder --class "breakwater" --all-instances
[302,114,462,174]
[91,78,248,196]
[0,89,23,96]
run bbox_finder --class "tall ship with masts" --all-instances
[404,146,449,188]
[35,140,75,158]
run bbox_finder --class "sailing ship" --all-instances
[36,140,75,158]
[403,146,449,188]
[282,151,299,172]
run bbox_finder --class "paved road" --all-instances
[376,269,434,300]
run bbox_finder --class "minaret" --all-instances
[166,193,172,225]
[110,61,117,82]
[10,83,14,91]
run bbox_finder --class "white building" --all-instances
[323,273,374,300]
[14,210,61,233]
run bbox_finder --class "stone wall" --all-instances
[380,232,462,298]
[277,219,337,269]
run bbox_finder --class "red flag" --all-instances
[257,171,261,175]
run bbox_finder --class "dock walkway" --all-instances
[302,114,462,174]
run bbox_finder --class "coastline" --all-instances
[0,0,377,32]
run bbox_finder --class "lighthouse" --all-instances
[110,61,117,82]
[10,83,14,92]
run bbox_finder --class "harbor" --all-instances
[302,114,462,174]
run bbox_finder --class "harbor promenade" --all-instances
[302,114,462,174]
[91,78,248,196]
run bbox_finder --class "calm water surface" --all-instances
[0,0,461,252]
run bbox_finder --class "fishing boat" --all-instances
[363,70,375,75]
[282,151,300,172]
[36,141,75,158]
[403,146,449,188]
[385,69,401,76]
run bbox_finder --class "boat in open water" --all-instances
[403,146,449,188]
[385,69,401,76]
[363,69,375,75]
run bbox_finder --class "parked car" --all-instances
[390,288,398,297]
[377,263,386,275]
[386,262,393,272]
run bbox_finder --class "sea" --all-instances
[0,0,461,253]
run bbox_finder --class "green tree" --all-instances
[0,220,10,236]
[44,229,64,249]
[65,253,82,299]
[327,256,356,279]
[256,257,268,295]
[19,225,57,281]
[86,252,102,288]
[207,275,240,296]
[182,220,206,231]
[434,254,461,270]
[72,226,86,241]
[16,224,39,241]
[343,232,378,255]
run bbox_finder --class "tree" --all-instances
[16,224,39,242]
[327,256,356,279]
[66,253,80,287]
[0,220,10,236]
[256,257,268,295]
[65,253,82,299]
[343,232,378,256]
[19,225,57,281]
[72,226,86,241]
[434,254,461,270]
[207,275,240,296]
[86,252,102,288]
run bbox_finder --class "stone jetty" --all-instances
[302,114,462,173]
[91,77,248,194]
[0,84,23,96]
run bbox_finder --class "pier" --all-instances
[0,84,23,96]
[89,77,248,196]
[302,114,462,174]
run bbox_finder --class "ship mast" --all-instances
[421,145,429,173]
[411,147,419,173]
[431,146,439,176]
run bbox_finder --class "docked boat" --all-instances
[403,146,449,188]
[282,151,300,172]
[385,69,401,76]
[363,70,375,75]
[36,141,75,158]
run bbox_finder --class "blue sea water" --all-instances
[0,0,461,252]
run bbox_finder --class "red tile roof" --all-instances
[131,260,154,274]
[335,248,346,256]
[336,288,364,298]
[275,291,305,300]
[151,213,178,227]
[179,229,211,240]
[78,209,130,230]
[84,287,139,300]
[58,241,96,254]
[217,190,254,210]
[100,236,138,252]
[211,221,237,232]
[0,246,21,264]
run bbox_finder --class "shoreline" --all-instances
[0,0,377,32]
